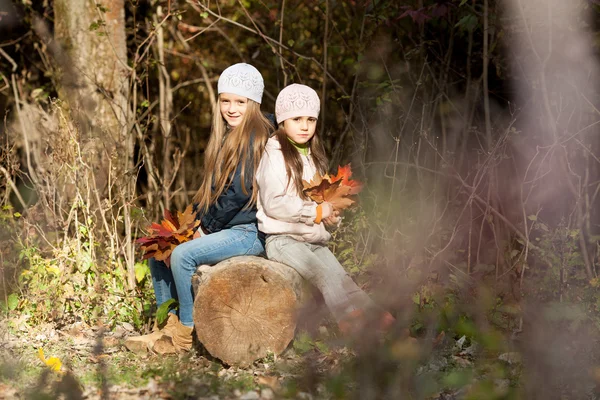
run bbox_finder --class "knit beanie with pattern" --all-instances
[275,84,321,124]
[217,63,264,104]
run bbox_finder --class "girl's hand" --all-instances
[324,210,341,228]
[320,202,334,219]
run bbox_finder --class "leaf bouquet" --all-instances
[302,164,363,210]
[136,204,200,267]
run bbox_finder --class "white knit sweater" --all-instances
[256,137,331,243]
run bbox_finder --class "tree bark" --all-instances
[192,256,307,366]
[53,0,129,193]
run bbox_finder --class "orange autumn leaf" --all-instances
[161,219,178,232]
[136,204,200,267]
[164,209,179,228]
[323,183,356,210]
[330,164,350,183]
[330,164,363,194]
[302,171,324,191]
[302,164,363,211]
[177,206,199,230]
[302,174,331,203]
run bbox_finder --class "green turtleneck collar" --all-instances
[287,137,309,156]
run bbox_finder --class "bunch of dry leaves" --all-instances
[302,164,363,210]
[136,204,200,266]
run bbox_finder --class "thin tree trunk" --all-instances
[155,7,174,211]
[320,0,329,137]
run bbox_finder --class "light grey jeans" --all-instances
[266,235,376,323]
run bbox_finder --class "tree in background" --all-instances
[54,0,130,193]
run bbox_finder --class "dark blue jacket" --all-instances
[195,114,276,238]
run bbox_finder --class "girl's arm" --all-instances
[257,150,318,225]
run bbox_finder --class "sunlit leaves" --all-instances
[156,298,178,324]
[302,164,363,211]
[38,348,63,374]
[136,204,200,267]
[134,262,149,283]
[7,293,18,311]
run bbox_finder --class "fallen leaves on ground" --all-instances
[38,348,63,373]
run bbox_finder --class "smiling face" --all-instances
[219,93,249,127]
[282,116,318,145]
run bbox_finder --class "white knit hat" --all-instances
[275,84,321,124]
[217,63,264,104]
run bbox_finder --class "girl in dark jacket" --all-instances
[126,63,273,354]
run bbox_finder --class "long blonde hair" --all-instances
[275,125,328,200]
[193,98,272,211]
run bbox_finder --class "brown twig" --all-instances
[278,0,287,87]
[320,0,329,137]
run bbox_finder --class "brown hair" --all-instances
[193,98,272,211]
[275,125,328,200]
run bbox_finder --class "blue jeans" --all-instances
[149,223,264,327]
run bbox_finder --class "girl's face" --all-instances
[283,116,317,144]
[219,93,248,127]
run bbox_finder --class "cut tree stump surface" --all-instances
[192,256,305,366]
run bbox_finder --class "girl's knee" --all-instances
[265,243,285,263]
[170,245,193,272]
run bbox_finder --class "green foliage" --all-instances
[8,222,153,330]
[134,262,149,284]
[6,293,18,311]
[88,19,106,31]
[443,369,474,389]
[156,298,178,324]
[527,218,586,300]
[96,4,110,13]
[331,207,380,276]
[292,331,329,355]
[455,14,478,32]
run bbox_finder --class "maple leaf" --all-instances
[324,183,356,210]
[302,163,363,211]
[302,171,324,190]
[330,164,363,195]
[136,204,200,267]
[164,209,180,229]
[302,176,331,203]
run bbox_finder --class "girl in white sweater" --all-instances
[256,84,394,334]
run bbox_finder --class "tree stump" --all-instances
[192,256,306,366]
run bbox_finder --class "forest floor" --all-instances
[5,285,600,400]
[0,313,529,400]
[1,315,309,400]
[0,317,517,400]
